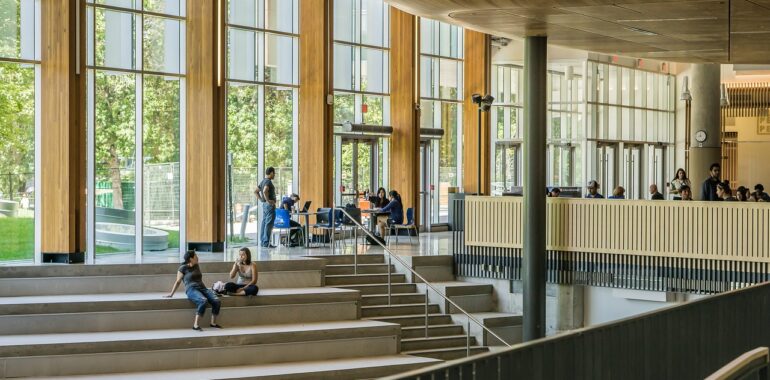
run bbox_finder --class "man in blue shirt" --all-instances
[280,194,302,246]
[255,167,277,248]
[701,163,720,201]
[585,180,604,199]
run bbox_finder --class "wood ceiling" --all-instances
[384,0,770,63]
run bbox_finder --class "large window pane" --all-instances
[226,84,259,245]
[94,71,137,257]
[228,28,258,82]
[264,86,294,197]
[333,43,354,90]
[439,59,459,100]
[361,47,386,93]
[95,8,136,70]
[143,16,182,74]
[266,0,296,34]
[333,0,356,43]
[143,0,183,16]
[361,0,385,47]
[228,0,260,28]
[264,33,296,85]
[142,75,180,256]
[334,92,355,124]
[0,0,36,60]
[0,61,35,262]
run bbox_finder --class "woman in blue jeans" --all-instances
[164,250,221,331]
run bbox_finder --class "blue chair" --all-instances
[273,208,303,247]
[390,207,418,245]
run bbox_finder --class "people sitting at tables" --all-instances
[280,193,302,246]
[607,186,625,199]
[548,188,561,197]
[755,184,770,201]
[679,185,693,200]
[717,181,738,201]
[649,184,665,200]
[369,187,389,209]
[585,180,604,198]
[376,190,404,238]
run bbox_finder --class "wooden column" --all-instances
[299,0,333,209]
[462,30,492,195]
[185,0,226,252]
[389,9,419,220]
[40,0,87,263]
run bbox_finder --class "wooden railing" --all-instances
[465,196,770,263]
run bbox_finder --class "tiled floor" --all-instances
[2,232,454,266]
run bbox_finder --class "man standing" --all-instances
[255,167,277,248]
[701,163,721,201]
[649,184,665,200]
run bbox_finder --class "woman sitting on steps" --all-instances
[226,247,259,296]
[164,250,222,331]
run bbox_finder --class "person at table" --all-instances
[280,193,302,246]
[585,180,604,199]
[369,187,389,209]
[376,190,404,238]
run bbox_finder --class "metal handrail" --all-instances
[333,207,513,353]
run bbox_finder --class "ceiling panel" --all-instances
[385,0,770,63]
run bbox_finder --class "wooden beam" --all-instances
[389,9,420,220]
[185,0,226,252]
[462,30,492,195]
[299,0,333,209]
[40,0,87,263]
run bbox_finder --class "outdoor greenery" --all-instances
[0,217,33,261]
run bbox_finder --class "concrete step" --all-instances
[400,324,465,339]
[0,288,361,335]
[0,271,325,298]
[27,355,442,380]
[0,322,404,377]
[306,254,385,266]
[325,273,407,286]
[403,346,489,361]
[361,303,441,318]
[396,255,455,283]
[337,283,417,295]
[326,263,394,276]
[361,293,426,306]
[368,313,453,327]
[450,312,523,346]
[419,281,495,314]
[401,335,478,351]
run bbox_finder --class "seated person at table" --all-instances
[369,187,389,209]
[376,190,404,238]
[281,193,303,246]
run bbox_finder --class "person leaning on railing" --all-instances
[678,185,693,201]
[717,181,738,202]
[669,168,691,200]
[586,180,604,199]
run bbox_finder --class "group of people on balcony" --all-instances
[580,163,769,202]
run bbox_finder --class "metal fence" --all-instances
[387,280,770,380]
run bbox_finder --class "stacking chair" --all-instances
[311,208,343,249]
[389,208,418,245]
[273,208,303,247]
[341,207,363,247]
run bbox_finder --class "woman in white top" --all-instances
[227,247,259,296]
[669,168,691,200]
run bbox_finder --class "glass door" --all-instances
[336,137,380,206]
[419,141,433,229]
[623,144,642,199]
[598,143,617,197]
[493,143,521,195]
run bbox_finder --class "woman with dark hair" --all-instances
[164,250,222,331]
[669,168,691,200]
[227,247,259,296]
[377,190,404,238]
[370,187,389,208]
[717,181,738,201]
[736,186,750,202]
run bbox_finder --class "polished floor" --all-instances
[2,232,454,266]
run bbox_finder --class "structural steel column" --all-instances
[299,0,334,210]
[462,30,491,195]
[523,36,547,341]
[185,0,227,252]
[389,9,419,220]
[689,64,722,199]
[40,0,87,263]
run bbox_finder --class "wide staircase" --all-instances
[319,254,490,360]
[0,259,440,379]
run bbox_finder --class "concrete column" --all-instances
[522,36,547,341]
[689,64,722,199]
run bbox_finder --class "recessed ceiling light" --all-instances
[624,26,658,36]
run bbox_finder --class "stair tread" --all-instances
[401,324,460,330]
[401,334,471,343]
[361,293,423,298]
[403,346,488,354]
[0,320,397,349]
[0,287,356,305]
[28,355,441,379]
[366,313,448,319]
[362,303,437,309]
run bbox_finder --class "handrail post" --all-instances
[466,318,471,357]
[425,288,429,338]
[388,254,392,306]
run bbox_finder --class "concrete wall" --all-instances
[583,287,707,326]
